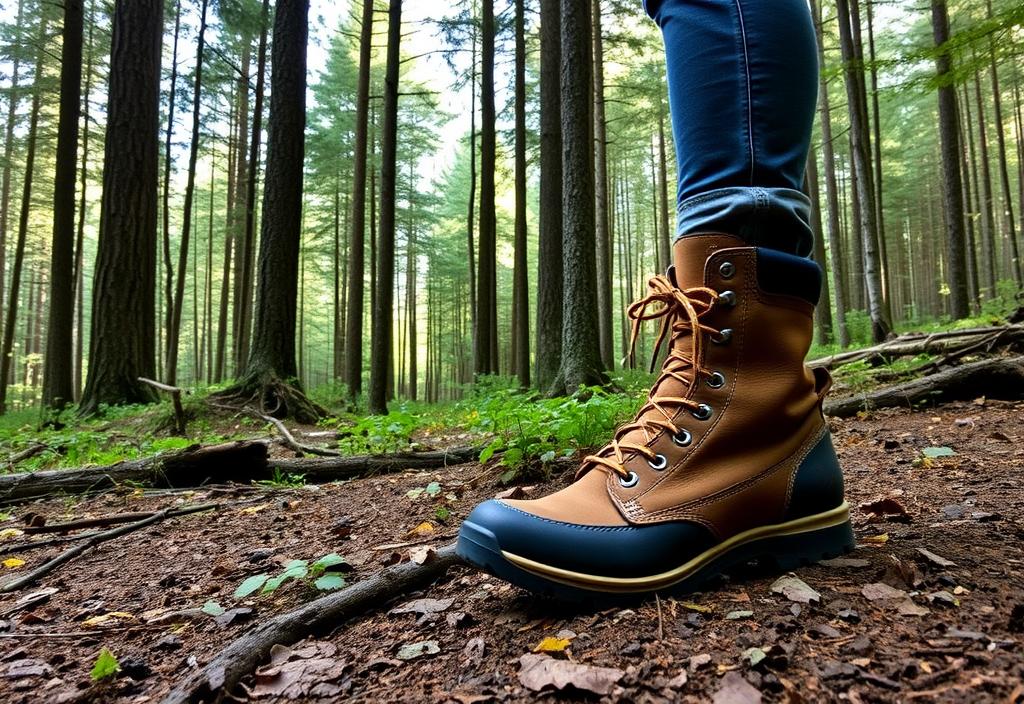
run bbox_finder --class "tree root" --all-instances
[0,503,218,593]
[210,374,327,425]
[823,355,1024,418]
[161,544,463,704]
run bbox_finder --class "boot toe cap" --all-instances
[457,499,716,579]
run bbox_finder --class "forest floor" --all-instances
[0,398,1022,703]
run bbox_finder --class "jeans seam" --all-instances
[732,0,755,186]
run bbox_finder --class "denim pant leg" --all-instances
[645,0,819,256]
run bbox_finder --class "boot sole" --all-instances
[456,503,853,603]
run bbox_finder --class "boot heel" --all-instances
[755,519,856,572]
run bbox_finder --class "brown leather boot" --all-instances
[457,233,852,600]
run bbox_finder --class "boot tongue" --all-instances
[671,233,747,290]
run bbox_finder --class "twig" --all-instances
[24,511,156,534]
[655,594,664,641]
[0,530,106,556]
[139,377,188,435]
[246,407,342,458]
[0,503,218,593]
[162,544,463,704]
[3,443,50,468]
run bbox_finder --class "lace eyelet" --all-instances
[672,429,692,447]
[618,471,639,488]
[712,328,733,345]
[691,404,713,421]
[719,261,735,279]
[706,371,726,389]
[647,454,667,471]
[719,290,737,307]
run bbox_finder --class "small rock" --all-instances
[119,658,152,680]
[395,641,440,661]
[916,548,956,568]
[725,610,754,620]
[771,575,820,604]
[153,635,182,652]
[928,591,959,607]
[837,609,861,623]
[712,671,762,704]
[620,642,642,657]
[808,623,841,638]
[666,670,688,689]
[689,653,712,671]
[843,635,872,656]
[861,582,907,601]
[896,599,929,617]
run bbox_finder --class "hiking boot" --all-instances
[456,233,853,601]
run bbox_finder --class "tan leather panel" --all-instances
[502,468,628,526]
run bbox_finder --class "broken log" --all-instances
[0,442,481,504]
[139,377,188,435]
[810,324,1024,370]
[162,544,463,704]
[823,355,1024,418]
[271,446,481,481]
[0,441,270,504]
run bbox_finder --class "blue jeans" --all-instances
[645,0,819,256]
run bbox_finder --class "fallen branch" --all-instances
[272,445,481,480]
[3,443,51,469]
[249,407,342,457]
[24,511,157,534]
[162,544,463,704]
[139,377,188,435]
[0,530,106,556]
[810,324,1024,370]
[0,503,218,593]
[824,355,1024,418]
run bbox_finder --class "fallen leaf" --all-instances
[201,601,225,617]
[532,637,571,654]
[922,446,955,458]
[689,653,713,671]
[82,611,135,627]
[861,583,906,601]
[712,671,762,704]
[395,640,440,660]
[408,545,436,565]
[916,548,956,568]
[744,647,767,667]
[862,533,889,544]
[518,653,623,696]
[240,503,270,515]
[0,528,24,541]
[819,557,870,569]
[251,643,347,698]
[927,590,959,607]
[680,601,712,613]
[90,649,120,681]
[5,659,52,679]
[2,558,25,569]
[405,521,435,539]
[725,610,754,620]
[214,608,253,627]
[896,599,930,617]
[462,637,485,667]
[771,575,820,604]
[859,497,911,521]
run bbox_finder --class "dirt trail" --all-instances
[0,400,1021,703]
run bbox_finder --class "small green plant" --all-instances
[234,553,349,597]
[90,648,120,681]
[254,467,306,488]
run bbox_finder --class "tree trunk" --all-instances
[0,0,26,337]
[368,0,402,415]
[166,0,209,384]
[466,1,478,379]
[220,0,317,422]
[235,0,271,374]
[552,0,606,394]
[657,99,672,273]
[42,0,83,415]
[344,0,374,399]
[931,0,969,319]
[160,0,182,381]
[475,0,498,377]
[811,0,850,347]
[73,1,96,401]
[807,148,834,345]
[591,0,613,372]
[864,0,891,308]
[835,0,890,341]
[511,0,530,388]
[79,0,163,414]
[534,0,563,392]
[972,66,997,298]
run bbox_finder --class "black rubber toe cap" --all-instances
[459,499,717,579]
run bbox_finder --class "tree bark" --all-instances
[552,0,607,394]
[79,0,163,414]
[160,0,183,380]
[0,0,26,342]
[475,0,498,376]
[42,0,84,414]
[931,0,969,319]
[511,0,530,388]
[592,0,613,371]
[534,0,563,392]
[972,66,997,298]
[368,0,402,415]
[166,0,209,384]
[344,0,374,399]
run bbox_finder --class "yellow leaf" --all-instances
[241,503,270,515]
[405,521,434,538]
[2,558,25,568]
[0,528,24,541]
[533,637,571,653]
[863,533,889,544]
[83,612,135,627]
[680,602,712,613]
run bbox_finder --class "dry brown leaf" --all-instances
[409,545,436,565]
[861,582,907,601]
[518,654,623,696]
[405,521,435,538]
[712,671,762,704]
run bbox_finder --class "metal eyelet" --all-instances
[719,290,737,307]
[672,429,692,447]
[647,454,667,471]
[712,328,733,345]
[691,404,713,421]
[706,371,726,389]
[719,261,735,279]
[618,471,639,488]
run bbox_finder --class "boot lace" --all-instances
[581,274,722,480]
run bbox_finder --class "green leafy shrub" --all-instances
[234,553,349,597]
